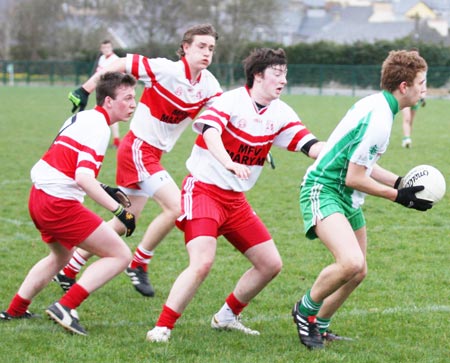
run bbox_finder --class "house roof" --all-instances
[297,3,427,44]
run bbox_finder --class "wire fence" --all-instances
[2,60,450,98]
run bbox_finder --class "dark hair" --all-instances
[177,23,218,58]
[243,48,287,88]
[101,39,112,45]
[380,50,427,92]
[96,72,136,105]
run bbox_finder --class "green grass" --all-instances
[0,86,449,363]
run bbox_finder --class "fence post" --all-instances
[50,61,55,85]
[26,61,31,84]
[319,65,323,95]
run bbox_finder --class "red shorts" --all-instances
[116,131,165,189]
[28,186,103,250]
[176,176,272,253]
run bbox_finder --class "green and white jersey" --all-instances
[303,91,399,208]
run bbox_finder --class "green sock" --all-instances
[298,289,322,316]
[316,317,331,334]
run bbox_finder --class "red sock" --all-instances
[226,293,248,316]
[62,250,87,279]
[156,305,181,329]
[130,246,153,272]
[7,294,31,316]
[59,283,89,310]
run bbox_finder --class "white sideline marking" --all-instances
[0,179,30,185]
[243,305,450,323]
[0,217,33,226]
[1,305,448,331]
[342,304,450,317]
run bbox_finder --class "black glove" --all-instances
[113,205,136,237]
[101,184,131,208]
[68,87,89,113]
[394,185,432,211]
[393,176,402,189]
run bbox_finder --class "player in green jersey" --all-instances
[292,50,433,350]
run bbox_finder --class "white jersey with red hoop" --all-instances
[96,53,119,73]
[125,54,222,152]
[186,86,317,192]
[31,106,111,202]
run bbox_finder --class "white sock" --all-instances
[215,303,235,322]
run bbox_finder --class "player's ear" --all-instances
[104,95,114,108]
[399,81,408,94]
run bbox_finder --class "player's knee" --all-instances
[267,257,283,278]
[352,262,368,284]
[114,243,132,269]
[341,256,365,281]
[191,258,214,280]
[166,203,181,221]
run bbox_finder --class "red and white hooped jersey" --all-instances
[31,106,111,202]
[126,54,222,152]
[187,86,317,192]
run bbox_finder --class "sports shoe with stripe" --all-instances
[402,137,412,148]
[322,329,354,342]
[53,272,76,293]
[146,326,171,343]
[292,302,324,349]
[125,266,155,297]
[46,302,87,336]
[0,310,39,320]
[211,313,260,335]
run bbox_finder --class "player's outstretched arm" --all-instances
[68,58,127,113]
[346,162,397,200]
[82,58,127,93]
[370,163,401,188]
[307,141,325,159]
[203,126,250,179]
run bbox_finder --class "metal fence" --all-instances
[1,60,449,97]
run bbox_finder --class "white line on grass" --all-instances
[0,217,33,226]
[2,305,448,332]
[0,179,30,185]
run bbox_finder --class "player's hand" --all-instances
[226,161,251,179]
[113,205,136,237]
[394,185,432,211]
[68,87,89,113]
[101,183,131,208]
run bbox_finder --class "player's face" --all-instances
[100,43,114,56]
[405,71,427,106]
[258,65,288,102]
[184,35,216,71]
[108,85,136,123]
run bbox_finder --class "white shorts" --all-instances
[119,169,175,198]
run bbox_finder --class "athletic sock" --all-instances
[63,250,87,279]
[155,305,181,330]
[59,283,89,310]
[216,293,248,321]
[316,316,331,334]
[7,294,31,317]
[130,245,154,272]
[298,289,323,317]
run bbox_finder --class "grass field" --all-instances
[0,86,448,363]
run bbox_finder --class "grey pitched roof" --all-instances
[299,5,416,44]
